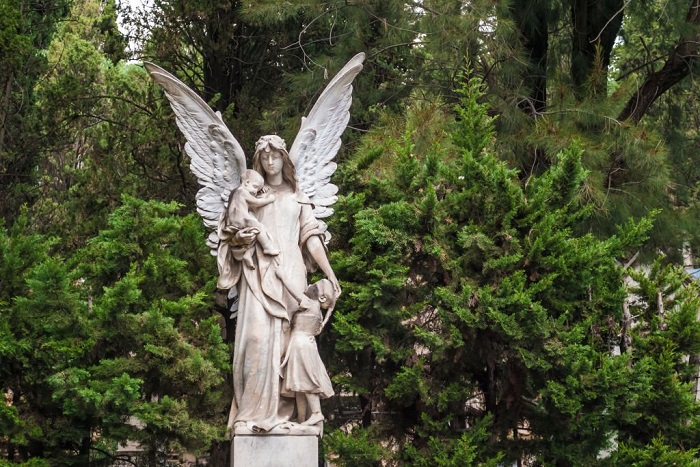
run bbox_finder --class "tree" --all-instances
[604,260,700,465]
[617,0,700,123]
[0,0,70,224]
[322,75,700,465]
[31,0,198,251]
[3,0,700,463]
[121,0,418,154]
[405,0,700,255]
[72,196,229,463]
[0,211,59,462]
[1,198,230,464]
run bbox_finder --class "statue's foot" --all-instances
[277,421,297,431]
[301,413,324,426]
[230,421,252,436]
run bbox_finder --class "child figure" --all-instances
[282,279,337,426]
[223,169,280,268]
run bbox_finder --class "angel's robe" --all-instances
[217,182,325,431]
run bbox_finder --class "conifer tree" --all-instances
[3,0,700,463]
[324,74,700,465]
[603,260,700,465]
[411,0,700,253]
[0,0,70,224]
[122,0,418,155]
[32,0,197,250]
[1,198,229,464]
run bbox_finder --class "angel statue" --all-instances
[145,53,364,437]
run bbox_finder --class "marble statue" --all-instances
[282,278,338,427]
[145,53,364,438]
[223,169,279,269]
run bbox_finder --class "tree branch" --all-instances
[618,0,700,123]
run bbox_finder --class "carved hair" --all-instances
[252,135,297,192]
[241,168,264,185]
[305,279,338,310]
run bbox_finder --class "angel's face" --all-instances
[260,150,284,177]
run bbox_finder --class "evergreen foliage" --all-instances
[0,0,70,223]
[405,0,700,253]
[120,0,418,155]
[2,0,700,464]
[1,198,228,464]
[32,0,196,251]
[323,75,700,464]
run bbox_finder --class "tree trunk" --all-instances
[512,0,549,115]
[79,433,91,462]
[618,0,700,123]
[690,354,700,401]
[0,75,12,153]
[200,3,272,117]
[359,393,373,428]
[201,4,240,112]
[208,439,230,467]
[570,0,624,99]
[621,299,632,358]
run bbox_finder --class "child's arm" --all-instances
[245,191,276,208]
[319,306,335,333]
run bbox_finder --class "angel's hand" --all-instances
[232,227,258,248]
[260,185,271,194]
[328,273,341,297]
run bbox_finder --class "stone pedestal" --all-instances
[231,435,318,467]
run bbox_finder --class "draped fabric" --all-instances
[282,307,335,399]
[219,183,324,431]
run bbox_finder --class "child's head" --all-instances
[306,279,338,310]
[241,169,265,193]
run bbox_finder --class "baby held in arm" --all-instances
[223,169,280,268]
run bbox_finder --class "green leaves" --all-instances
[1,196,228,462]
[48,369,142,418]
[322,70,700,466]
[2,0,699,462]
[404,415,503,467]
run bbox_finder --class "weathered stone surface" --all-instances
[147,54,365,440]
[232,435,318,467]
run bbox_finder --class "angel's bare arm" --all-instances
[305,235,341,296]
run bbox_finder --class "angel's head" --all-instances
[252,135,297,191]
[255,135,286,153]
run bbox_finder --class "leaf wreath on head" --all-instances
[145,53,365,255]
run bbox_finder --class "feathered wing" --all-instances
[289,53,365,220]
[144,63,246,253]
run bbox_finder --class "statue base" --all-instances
[231,434,318,467]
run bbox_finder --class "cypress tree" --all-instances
[323,73,699,465]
